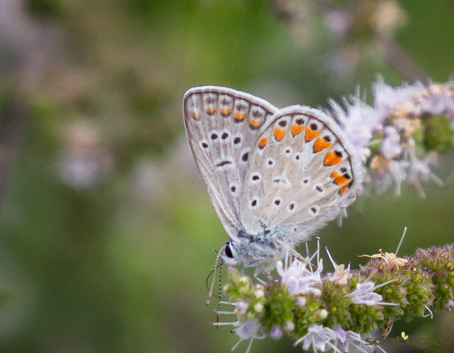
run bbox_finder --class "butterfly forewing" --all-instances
[239,105,362,242]
[183,86,277,240]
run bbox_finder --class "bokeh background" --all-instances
[0,0,453,352]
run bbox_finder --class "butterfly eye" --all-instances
[225,243,234,258]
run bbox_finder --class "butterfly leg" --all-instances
[261,268,274,281]
[289,248,306,263]
[273,238,306,263]
[253,268,273,284]
[253,273,266,285]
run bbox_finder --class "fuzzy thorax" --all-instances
[220,234,291,270]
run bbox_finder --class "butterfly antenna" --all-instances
[207,244,225,305]
[395,227,407,257]
[216,262,223,329]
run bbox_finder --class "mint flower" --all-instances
[373,79,421,115]
[350,281,395,306]
[235,319,264,340]
[230,319,265,353]
[380,126,401,158]
[294,324,337,352]
[269,326,282,340]
[328,78,454,195]
[217,242,453,353]
[418,82,454,116]
[276,258,323,296]
[329,99,381,162]
[333,326,370,352]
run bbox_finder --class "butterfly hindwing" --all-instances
[183,86,277,240]
[239,105,363,242]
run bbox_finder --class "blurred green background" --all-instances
[0,0,453,352]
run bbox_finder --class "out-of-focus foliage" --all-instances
[0,0,452,352]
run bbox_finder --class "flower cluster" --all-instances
[215,243,454,353]
[328,79,454,196]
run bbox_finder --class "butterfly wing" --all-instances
[183,86,278,240]
[239,105,363,243]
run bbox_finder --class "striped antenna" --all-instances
[216,262,223,329]
[206,244,225,305]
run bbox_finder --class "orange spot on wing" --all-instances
[338,184,349,195]
[233,112,246,121]
[334,176,349,185]
[249,118,263,128]
[324,151,343,166]
[313,137,332,152]
[189,111,201,120]
[305,127,320,142]
[258,136,268,149]
[290,124,304,136]
[205,106,216,115]
[273,126,286,141]
[330,171,340,179]
[220,108,231,117]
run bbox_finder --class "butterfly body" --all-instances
[183,86,363,269]
[223,228,289,269]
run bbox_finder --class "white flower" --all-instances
[330,100,383,161]
[254,289,264,298]
[349,281,383,306]
[381,126,402,158]
[231,319,265,353]
[294,324,337,352]
[444,299,454,311]
[369,167,393,193]
[389,160,408,181]
[253,303,264,313]
[407,152,444,186]
[235,301,249,316]
[419,83,454,116]
[235,319,264,340]
[328,263,351,285]
[333,326,371,352]
[295,324,375,352]
[283,321,295,332]
[270,326,283,340]
[373,79,422,116]
[295,296,307,307]
[276,258,323,296]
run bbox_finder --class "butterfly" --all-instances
[183,86,363,271]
